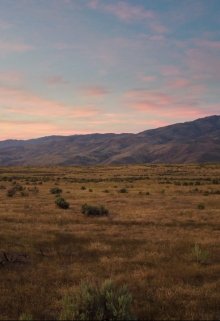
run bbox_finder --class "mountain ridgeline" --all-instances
[1,115,220,165]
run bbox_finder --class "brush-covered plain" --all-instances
[0,164,219,320]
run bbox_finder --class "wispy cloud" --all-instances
[100,1,155,22]
[0,71,24,86]
[123,89,217,120]
[79,85,110,97]
[45,75,69,86]
[0,86,100,118]
[87,0,168,34]
[0,41,34,53]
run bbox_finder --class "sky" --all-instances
[0,0,220,140]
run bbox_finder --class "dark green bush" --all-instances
[7,184,26,197]
[81,204,109,216]
[55,197,69,209]
[7,188,16,197]
[50,187,62,195]
[13,183,24,191]
[59,280,135,320]
[198,203,205,210]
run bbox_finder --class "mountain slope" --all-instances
[0,115,219,165]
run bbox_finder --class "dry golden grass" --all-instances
[0,164,219,320]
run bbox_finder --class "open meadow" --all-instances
[0,164,219,320]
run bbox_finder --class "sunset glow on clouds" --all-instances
[0,0,219,140]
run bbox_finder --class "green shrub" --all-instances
[192,243,209,264]
[55,197,69,209]
[59,280,135,321]
[197,203,205,210]
[7,184,24,197]
[13,183,24,191]
[20,191,29,197]
[19,313,33,320]
[50,187,62,195]
[81,204,109,216]
[118,188,128,193]
[7,188,16,197]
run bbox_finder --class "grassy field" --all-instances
[0,164,219,320]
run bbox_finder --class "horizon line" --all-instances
[1,114,219,142]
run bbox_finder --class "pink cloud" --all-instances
[79,85,109,97]
[0,86,100,118]
[160,65,181,77]
[125,90,174,105]
[167,78,191,89]
[45,75,69,85]
[87,0,100,9]
[133,102,202,116]
[0,41,34,53]
[0,71,24,86]
[103,2,155,22]
[87,1,168,35]
[149,21,168,34]
[0,120,91,140]
[123,89,217,120]
[138,74,156,82]
[196,39,220,50]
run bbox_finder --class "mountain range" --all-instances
[0,115,220,165]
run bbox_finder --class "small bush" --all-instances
[118,188,128,193]
[89,189,93,192]
[13,183,24,191]
[59,279,135,321]
[50,187,62,195]
[28,186,39,194]
[81,204,109,216]
[198,203,205,210]
[103,189,109,193]
[20,191,29,197]
[19,313,33,321]
[55,197,69,209]
[7,188,16,197]
[192,243,209,264]
[81,186,86,190]
[7,184,24,197]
